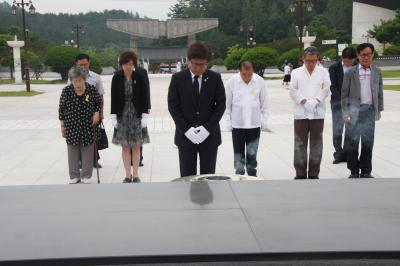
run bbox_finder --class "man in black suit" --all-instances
[168,42,226,177]
[329,47,357,164]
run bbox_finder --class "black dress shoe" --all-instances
[94,162,102,168]
[348,173,359,178]
[360,173,375,178]
[139,161,144,167]
[132,177,141,183]
[123,177,132,183]
[308,176,319,179]
[294,176,307,180]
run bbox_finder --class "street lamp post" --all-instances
[72,24,85,48]
[289,0,313,65]
[240,21,256,48]
[11,0,35,92]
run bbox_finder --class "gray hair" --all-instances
[303,46,319,57]
[68,65,88,81]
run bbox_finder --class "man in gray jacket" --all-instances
[341,43,384,178]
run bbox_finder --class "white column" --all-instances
[7,36,25,84]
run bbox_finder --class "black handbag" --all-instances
[95,122,108,150]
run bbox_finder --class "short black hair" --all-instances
[239,60,255,70]
[357,43,375,54]
[187,42,212,62]
[341,47,357,59]
[75,53,90,63]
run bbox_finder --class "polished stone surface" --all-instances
[1,179,400,263]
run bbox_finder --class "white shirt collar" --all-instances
[190,70,202,79]
[359,64,371,70]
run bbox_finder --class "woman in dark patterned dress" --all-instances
[110,51,150,183]
[59,66,100,184]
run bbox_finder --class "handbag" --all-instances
[95,122,108,150]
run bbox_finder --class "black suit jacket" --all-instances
[168,69,226,148]
[329,61,344,103]
[111,70,150,119]
[136,67,151,110]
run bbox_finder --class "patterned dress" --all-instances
[112,79,150,147]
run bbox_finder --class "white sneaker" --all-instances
[69,178,80,184]
[81,177,92,184]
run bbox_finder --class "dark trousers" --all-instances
[346,105,375,175]
[232,128,260,176]
[331,101,350,160]
[178,146,218,177]
[294,119,324,178]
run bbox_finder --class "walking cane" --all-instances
[93,125,100,184]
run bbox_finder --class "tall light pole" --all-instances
[11,0,35,92]
[289,0,313,65]
[72,24,85,48]
[240,21,256,49]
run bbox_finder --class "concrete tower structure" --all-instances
[106,19,219,54]
[352,0,400,48]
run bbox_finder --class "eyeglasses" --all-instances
[359,53,373,58]
[190,61,208,68]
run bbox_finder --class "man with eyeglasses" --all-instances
[289,46,331,180]
[341,43,384,179]
[168,42,226,177]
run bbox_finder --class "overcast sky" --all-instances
[30,0,178,19]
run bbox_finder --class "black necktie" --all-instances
[193,75,200,104]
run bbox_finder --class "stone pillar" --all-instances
[301,31,316,49]
[187,34,196,47]
[130,35,138,55]
[7,36,25,84]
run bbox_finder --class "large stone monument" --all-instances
[106,18,219,54]
[301,31,316,49]
[7,36,25,84]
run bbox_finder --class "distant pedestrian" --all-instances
[59,66,101,184]
[283,61,292,87]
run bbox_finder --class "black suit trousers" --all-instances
[346,105,375,175]
[331,101,350,160]
[178,145,218,177]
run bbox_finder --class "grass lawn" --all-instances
[382,71,400,78]
[0,90,43,97]
[384,85,400,91]
[0,79,65,85]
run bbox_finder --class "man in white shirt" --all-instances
[225,60,269,176]
[74,54,105,168]
[289,46,331,179]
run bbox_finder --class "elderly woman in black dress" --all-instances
[59,66,100,184]
[110,51,150,183]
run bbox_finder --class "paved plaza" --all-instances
[0,74,400,185]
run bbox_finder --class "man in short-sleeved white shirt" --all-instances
[289,46,331,179]
[224,60,270,176]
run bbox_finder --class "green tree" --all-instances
[45,45,80,80]
[21,51,45,80]
[241,46,279,76]
[369,10,400,46]
[383,45,400,55]
[278,48,300,69]
[223,45,246,70]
